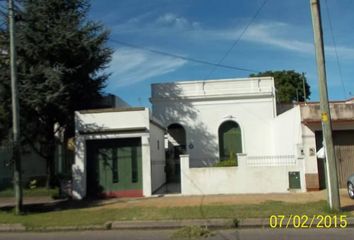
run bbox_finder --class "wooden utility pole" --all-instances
[310,0,340,211]
[8,0,23,214]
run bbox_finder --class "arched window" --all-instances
[218,121,242,160]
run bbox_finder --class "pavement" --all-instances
[1,189,354,232]
[0,197,61,209]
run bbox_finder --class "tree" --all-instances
[0,3,11,143]
[250,70,311,103]
[0,0,112,187]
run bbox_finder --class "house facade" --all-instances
[72,77,330,199]
[151,77,308,195]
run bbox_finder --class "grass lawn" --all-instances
[0,200,348,229]
[0,187,58,198]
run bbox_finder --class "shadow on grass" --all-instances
[340,205,354,212]
[0,197,133,214]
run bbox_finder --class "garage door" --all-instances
[333,131,354,188]
[316,130,354,188]
[86,138,143,197]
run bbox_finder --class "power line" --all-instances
[324,0,348,99]
[110,39,259,73]
[203,0,269,79]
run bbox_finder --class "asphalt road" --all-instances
[0,228,352,240]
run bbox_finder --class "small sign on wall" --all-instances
[297,144,305,158]
[309,148,316,156]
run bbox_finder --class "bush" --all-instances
[213,152,238,167]
[213,158,237,167]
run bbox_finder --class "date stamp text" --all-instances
[269,215,347,228]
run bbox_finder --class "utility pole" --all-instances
[8,0,23,214]
[310,0,340,211]
[302,73,307,104]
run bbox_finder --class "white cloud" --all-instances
[107,48,186,88]
[156,13,201,30]
[210,22,354,60]
[241,23,313,53]
[113,13,354,60]
[113,12,201,34]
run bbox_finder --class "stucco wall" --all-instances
[151,78,277,167]
[151,77,275,99]
[76,108,149,132]
[301,125,318,174]
[149,123,166,192]
[180,154,305,195]
[272,106,302,156]
[73,108,153,199]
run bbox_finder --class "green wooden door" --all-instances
[219,121,242,160]
[87,138,142,197]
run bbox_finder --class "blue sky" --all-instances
[89,0,354,107]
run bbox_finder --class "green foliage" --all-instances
[250,70,311,103]
[0,26,11,144]
[213,159,237,167]
[232,218,239,228]
[213,152,238,167]
[0,0,112,184]
[0,187,58,198]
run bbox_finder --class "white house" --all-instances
[151,77,307,195]
[72,107,165,199]
[72,76,318,199]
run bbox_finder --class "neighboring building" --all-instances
[300,99,354,190]
[73,77,314,199]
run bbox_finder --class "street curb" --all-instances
[110,219,234,230]
[1,217,354,232]
[0,224,26,232]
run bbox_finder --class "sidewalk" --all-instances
[0,197,61,209]
[2,189,353,210]
[0,190,329,211]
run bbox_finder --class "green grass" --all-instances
[0,200,347,229]
[0,187,58,198]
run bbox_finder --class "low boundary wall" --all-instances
[180,154,305,195]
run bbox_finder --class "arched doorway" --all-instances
[218,121,242,161]
[165,123,186,192]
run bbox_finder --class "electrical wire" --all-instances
[203,0,269,79]
[110,38,259,73]
[324,0,348,99]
